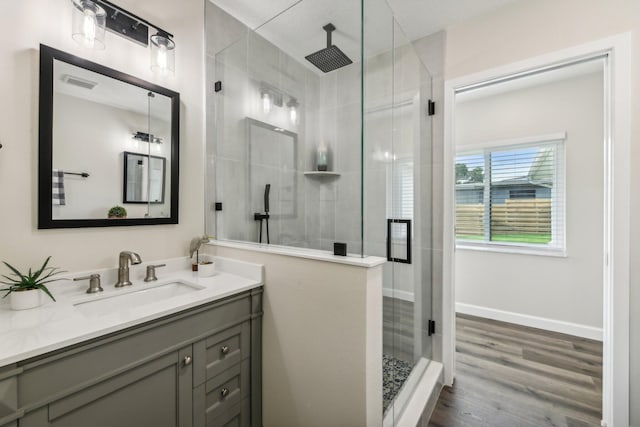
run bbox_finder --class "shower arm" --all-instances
[324,23,335,47]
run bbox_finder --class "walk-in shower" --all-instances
[205,0,433,422]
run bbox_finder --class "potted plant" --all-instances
[0,256,64,310]
[108,206,127,219]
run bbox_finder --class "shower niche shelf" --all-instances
[303,171,341,178]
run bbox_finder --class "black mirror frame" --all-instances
[38,44,180,228]
[123,151,167,204]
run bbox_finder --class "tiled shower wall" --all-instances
[206,3,363,254]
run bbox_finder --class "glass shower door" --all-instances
[147,91,173,219]
[363,2,433,421]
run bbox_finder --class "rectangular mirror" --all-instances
[247,118,298,220]
[38,44,180,228]
[123,152,166,204]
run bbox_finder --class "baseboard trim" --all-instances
[383,288,415,302]
[456,302,603,341]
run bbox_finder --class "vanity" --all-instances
[0,256,263,427]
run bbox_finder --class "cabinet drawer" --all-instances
[0,366,20,426]
[18,293,251,407]
[194,322,250,386]
[194,359,249,427]
[208,398,250,427]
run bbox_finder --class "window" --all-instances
[390,158,413,221]
[455,138,565,253]
[386,157,413,240]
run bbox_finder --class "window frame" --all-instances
[455,133,567,257]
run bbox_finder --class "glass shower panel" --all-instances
[208,0,364,255]
[211,35,251,242]
[147,91,172,218]
[389,17,434,400]
[363,0,433,419]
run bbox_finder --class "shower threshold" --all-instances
[383,358,442,427]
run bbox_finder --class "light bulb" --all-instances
[150,32,175,74]
[83,9,96,47]
[290,106,298,124]
[156,45,168,71]
[262,92,272,114]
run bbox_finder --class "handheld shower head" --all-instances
[264,184,271,213]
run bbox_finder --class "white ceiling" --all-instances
[385,0,523,42]
[54,60,171,120]
[211,0,526,72]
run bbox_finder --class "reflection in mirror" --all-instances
[123,152,166,204]
[248,118,297,220]
[39,45,179,228]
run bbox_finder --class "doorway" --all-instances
[441,35,631,427]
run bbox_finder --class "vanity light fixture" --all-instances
[260,83,287,115]
[132,131,162,144]
[70,0,176,75]
[287,98,299,124]
[150,31,175,75]
[71,0,106,49]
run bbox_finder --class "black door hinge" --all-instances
[214,81,222,93]
[215,202,223,211]
[428,319,436,336]
[428,99,435,116]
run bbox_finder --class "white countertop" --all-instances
[0,256,263,367]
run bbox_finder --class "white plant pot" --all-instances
[197,262,216,278]
[10,289,43,311]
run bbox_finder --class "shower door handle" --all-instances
[387,219,412,264]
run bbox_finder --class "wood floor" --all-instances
[428,314,603,427]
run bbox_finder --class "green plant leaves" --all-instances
[0,256,64,302]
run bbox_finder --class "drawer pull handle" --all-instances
[221,345,230,355]
[183,355,192,366]
[221,387,230,398]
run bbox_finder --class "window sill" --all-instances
[456,242,567,258]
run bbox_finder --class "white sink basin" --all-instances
[74,281,205,317]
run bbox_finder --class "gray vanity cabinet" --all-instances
[19,347,193,427]
[0,364,20,427]
[8,287,263,427]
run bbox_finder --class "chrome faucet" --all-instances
[114,251,142,288]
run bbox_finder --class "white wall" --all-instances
[0,0,204,271]
[208,244,382,427]
[455,71,604,332]
[444,0,640,424]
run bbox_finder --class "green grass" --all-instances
[456,234,551,244]
[492,234,551,244]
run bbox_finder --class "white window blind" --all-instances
[388,158,414,220]
[385,158,414,243]
[455,139,565,252]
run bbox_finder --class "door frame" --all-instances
[442,33,631,427]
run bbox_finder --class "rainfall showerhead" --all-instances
[305,23,353,73]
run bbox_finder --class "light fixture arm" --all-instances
[95,0,173,44]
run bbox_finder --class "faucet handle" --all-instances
[74,274,103,294]
[144,264,166,282]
